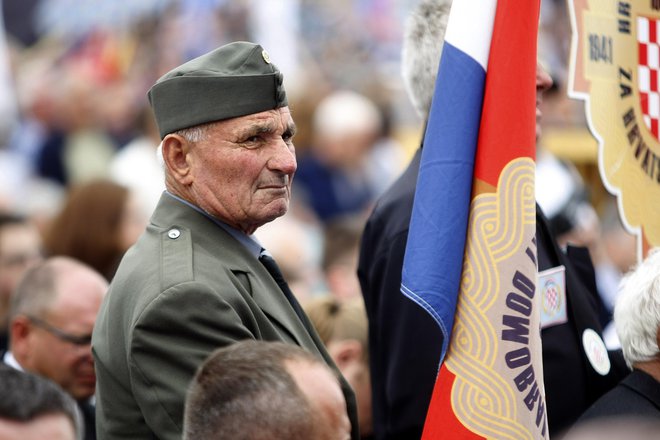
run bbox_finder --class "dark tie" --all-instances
[259,251,358,438]
[258,252,306,322]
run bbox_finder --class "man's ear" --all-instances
[9,316,32,360]
[162,134,194,185]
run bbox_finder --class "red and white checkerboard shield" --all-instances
[638,15,660,140]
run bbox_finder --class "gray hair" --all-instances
[9,260,57,321]
[401,0,453,120]
[9,256,103,322]
[184,341,328,440]
[174,124,211,143]
[158,122,217,166]
[614,248,660,368]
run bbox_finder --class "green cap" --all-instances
[148,41,288,139]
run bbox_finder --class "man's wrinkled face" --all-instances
[188,107,297,234]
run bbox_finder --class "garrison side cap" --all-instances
[148,41,288,139]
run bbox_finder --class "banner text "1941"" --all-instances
[588,33,613,64]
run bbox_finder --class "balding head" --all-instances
[9,257,108,400]
[184,340,351,440]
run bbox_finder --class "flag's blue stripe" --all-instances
[401,41,487,364]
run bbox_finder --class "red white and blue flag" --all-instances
[401,0,548,438]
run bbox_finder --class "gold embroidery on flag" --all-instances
[444,158,547,439]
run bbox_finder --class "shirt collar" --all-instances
[3,351,24,371]
[164,192,262,258]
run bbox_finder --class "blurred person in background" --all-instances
[109,106,165,220]
[294,90,402,225]
[321,218,364,301]
[536,149,599,251]
[536,148,610,324]
[0,364,80,440]
[0,212,42,352]
[537,152,638,342]
[305,296,372,439]
[30,64,117,187]
[254,214,325,303]
[184,340,351,440]
[575,249,660,424]
[43,179,146,281]
[597,197,638,348]
[10,32,140,189]
[9,53,67,186]
[4,256,108,440]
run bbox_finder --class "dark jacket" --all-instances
[358,148,628,439]
[93,193,359,440]
[577,369,660,422]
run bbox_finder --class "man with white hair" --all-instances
[92,41,359,440]
[576,249,660,422]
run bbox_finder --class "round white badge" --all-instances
[582,329,611,376]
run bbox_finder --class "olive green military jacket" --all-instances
[92,194,359,440]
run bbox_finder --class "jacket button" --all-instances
[167,229,181,239]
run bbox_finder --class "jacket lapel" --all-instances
[249,265,319,351]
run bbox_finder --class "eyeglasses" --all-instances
[0,252,42,269]
[26,315,93,346]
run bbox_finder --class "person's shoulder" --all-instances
[620,369,660,405]
[578,370,660,422]
[365,150,420,241]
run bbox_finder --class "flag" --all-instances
[400,0,547,438]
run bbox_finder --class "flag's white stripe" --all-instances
[444,0,497,71]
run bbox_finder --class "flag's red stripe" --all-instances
[473,0,539,187]
[422,365,484,439]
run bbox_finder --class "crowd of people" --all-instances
[0,0,655,439]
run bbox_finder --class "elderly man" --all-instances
[4,256,108,440]
[576,249,660,422]
[92,41,358,440]
[184,340,351,440]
